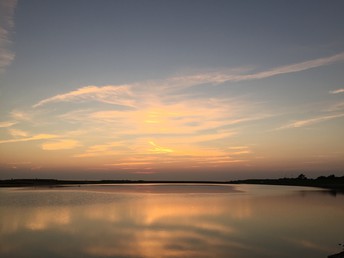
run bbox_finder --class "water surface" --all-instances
[0,184,343,258]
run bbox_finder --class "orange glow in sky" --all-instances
[0,1,343,179]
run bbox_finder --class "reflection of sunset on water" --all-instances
[1,185,343,257]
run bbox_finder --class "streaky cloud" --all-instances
[0,134,58,144]
[10,110,33,121]
[8,128,28,137]
[41,139,81,150]
[330,88,344,94]
[164,52,344,89]
[326,102,344,112]
[73,142,123,158]
[241,52,344,82]
[0,120,16,128]
[228,146,250,150]
[277,113,344,130]
[33,85,134,108]
[149,141,174,154]
[0,0,17,72]
[32,52,344,109]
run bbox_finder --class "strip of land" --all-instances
[0,179,230,187]
[228,174,344,192]
[0,174,343,192]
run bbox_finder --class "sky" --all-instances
[0,0,343,180]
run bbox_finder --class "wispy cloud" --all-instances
[228,146,250,150]
[326,102,344,112]
[9,77,264,170]
[278,113,344,130]
[0,120,16,128]
[330,88,344,94]
[73,142,123,157]
[33,85,135,108]
[8,52,344,170]
[0,134,58,144]
[242,52,344,81]
[41,139,81,150]
[149,141,174,154]
[58,98,246,136]
[164,52,344,89]
[8,128,29,137]
[285,238,333,253]
[32,52,344,109]
[10,110,33,121]
[0,0,17,72]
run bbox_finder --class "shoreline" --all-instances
[0,179,233,188]
[228,176,344,192]
[0,177,343,193]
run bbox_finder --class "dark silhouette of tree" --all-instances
[297,174,307,180]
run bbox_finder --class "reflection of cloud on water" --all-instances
[83,227,247,258]
[25,208,71,231]
[79,196,252,257]
[0,192,254,257]
[2,187,342,258]
[0,206,71,233]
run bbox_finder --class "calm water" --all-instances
[0,184,343,258]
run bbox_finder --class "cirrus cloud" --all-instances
[330,88,344,94]
[0,134,58,144]
[0,120,16,128]
[41,139,81,150]
[32,52,344,109]
[277,113,344,130]
[33,85,135,108]
[0,0,17,73]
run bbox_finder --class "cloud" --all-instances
[33,85,135,108]
[164,52,344,90]
[0,43,15,71]
[149,141,174,154]
[0,120,16,128]
[330,88,344,94]
[58,98,246,136]
[72,133,245,169]
[31,89,260,167]
[0,0,17,72]
[229,146,250,150]
[241,52,344,81]
[32,52,344,109]
[8,128,29,137]
[10,110,32,121]
[278,113,344,130]
[104,161,154,167]
[0,134,58,144]
[326,102,344,112]
[73,142,123,157]
[10,52,344,170]
[41,139,81,150]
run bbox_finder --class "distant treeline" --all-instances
[0,179,129,187]
[1,174,343,191]
[229,174,344,190]
[0,179,227,187]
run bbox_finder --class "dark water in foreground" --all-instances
[0,184,343,258]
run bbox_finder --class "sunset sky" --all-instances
[0,0,343,180]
